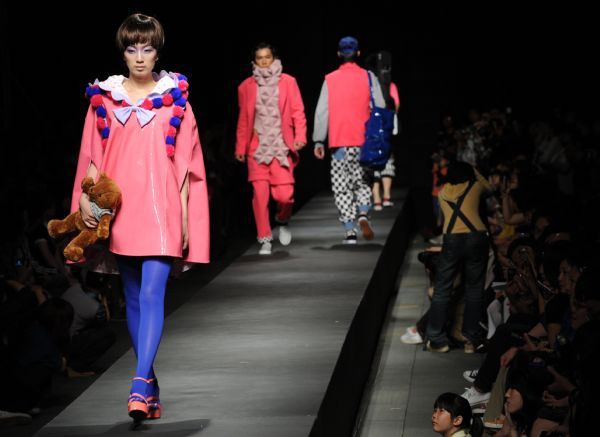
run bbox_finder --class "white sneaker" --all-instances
[382,199,394,207]
[428,234,443,245]
[0,409,32,425]
[400,326,423,344]
[461,386,491,406]
[258,241,272,255]
[373,203,383,211]
[463,369,479,383]
[278,225,292,246]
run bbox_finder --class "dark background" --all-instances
[1,3,598,237]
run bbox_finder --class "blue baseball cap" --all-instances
[338,36,359,54]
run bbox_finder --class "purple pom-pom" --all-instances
[170,88,182,100]
[175,97,187,107]
[166,135,175,145]
[152,97,163,108]
[96,106,107,118]
[101,127,110,139]
[177,74,188,81]
[169,117,182,128]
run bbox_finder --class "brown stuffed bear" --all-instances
[48,173,121,262]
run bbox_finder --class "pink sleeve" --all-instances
[235,84,249,156]
[390,82,400,111]
[174,103,210,263]
[290,78,307,144]
[70,104,104,213]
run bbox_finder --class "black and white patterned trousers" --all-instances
[330,146,372,224]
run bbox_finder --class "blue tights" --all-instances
[117,256,172,397]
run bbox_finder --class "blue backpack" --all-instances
[359,71,395,170]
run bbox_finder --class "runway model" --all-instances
[71,13,209,422]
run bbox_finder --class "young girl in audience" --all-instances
[432,392,482,437]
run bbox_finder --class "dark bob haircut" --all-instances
[116,13,165,53]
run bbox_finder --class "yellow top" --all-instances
[439,170,491,234]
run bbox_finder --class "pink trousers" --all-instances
[252,181,294,240]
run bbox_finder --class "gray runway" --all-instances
[35,192,405,437]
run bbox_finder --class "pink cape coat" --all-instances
[235,73,307,183]
[70,75,209,264]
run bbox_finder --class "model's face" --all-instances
[432,408,461,434]
[124,43,157,78]
[255,48,274,68]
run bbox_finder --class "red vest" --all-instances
[325,62,370,148]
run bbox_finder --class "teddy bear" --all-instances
[48,173,121,262]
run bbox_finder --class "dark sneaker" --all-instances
[426,341,450,353]
[343,230,358,245]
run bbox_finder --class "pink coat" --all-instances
[71,84,209,263]
[235,73,307,164]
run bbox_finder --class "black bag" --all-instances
[359,71,394,170]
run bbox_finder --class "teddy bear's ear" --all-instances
[81,177,95,191]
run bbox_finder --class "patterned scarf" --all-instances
[252,59,289,167]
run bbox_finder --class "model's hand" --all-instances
[314,146,325,160]
[182,221,189,251]
[235,154,246,163]
[79,194,98,228]
[294,141,306,151]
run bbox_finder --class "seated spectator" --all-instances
[0,298,72,419]
[432,392,483,437]
[60,269,116,376]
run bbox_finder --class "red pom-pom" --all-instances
[166,144,175,157]
[167,126,177,136]
[173,106,184,118]
[141,99,153,110]
[182,91,189,99]
[102,138,108,149]
[162,94,174,106]
[90,95,103,108]
[96,118,107,129]
[178,80,189,91]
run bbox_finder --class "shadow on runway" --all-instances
[39,419,210,437]
[237,251,291,262]
[311,243,384,252]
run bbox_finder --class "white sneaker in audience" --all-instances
[428,234,443,245]
[259,241,272,255]
[463,369,479,383]
[400,326,423,344]
[461,386,490,406]
[0,409,32,425]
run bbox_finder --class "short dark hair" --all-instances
[116,13,165,53]
[445,161,475,185]
[253,42,278,60]
[339,51,358,63]
[433,392,472,430]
